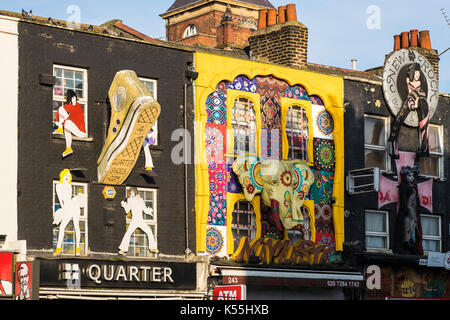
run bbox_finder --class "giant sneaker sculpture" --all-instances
[97,70,161,185]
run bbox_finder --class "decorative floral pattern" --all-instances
[314,204,334,233]
[261,97,281,129]
[316,110,334,136]
[208,193,226,226]
[227,75,257,93]
[313,138,335,172]
[206,90,227,125]
[206,227,225,255]
[209,163,227,195]
[256,76,289,99]
[286,85,310,101]
[309,169,334,204]
[315,232,336,262]
[205,124,225,164]
[310,95,325,106]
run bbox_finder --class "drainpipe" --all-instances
[184,68,198,257]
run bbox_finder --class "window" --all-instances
[53,181,88,255]
[286,106,309,161]
[183,24,198,38]
[231,201,257,251]
[124,187,158,257]
[421,214,441,253]
[419,125,443,177]
[139,78,158,145]
[364,115,389,171]
[365,210,389,251]
[53,65,88,135]
[231,98,257,156]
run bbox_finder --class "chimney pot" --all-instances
[419,30,431,50]
[394,34,401,51]
[286,4,297,22]
[278,6,287,24]
[401,31,409,48]
[351,59,357,71]
[258,9,268,29]
[267,8,277,26]
[410,29,419,47]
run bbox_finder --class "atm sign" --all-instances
[213,285,247,300]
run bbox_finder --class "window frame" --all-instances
[53,65,89,136]
[420,214,442,254]
[124,186,158,258]
[419,124,444,178]
[365,209,390,252]
[183,24,198,38]
[226,90,262,159]
[139,77,158,146]
[281,98,313,166]
[52,180,88,256]
[364,114,390,172]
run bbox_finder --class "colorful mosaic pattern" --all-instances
[206,90,227,125]
[209,163,228,195]
[309,169,334,204]
[314,204,334,233]
[256,76,289,99]
[310,95,325,106]
[286,85,310,101]
[227,75,257,93]
[205,124,226,164]
[261,128,281,160]
[206,227,225,255]
[208,193,226,226]
[316,110,334,136]
[315,232,336,262]
[261,96,281,129]
[313,138,335,172]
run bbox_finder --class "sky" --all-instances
[2,0,450,93]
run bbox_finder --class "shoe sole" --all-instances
[97,96,160,185]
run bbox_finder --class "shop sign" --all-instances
[213,285,246,300]
[102,186,116,200]
[38,258,196,290]
[427,252,445,268]
[0,252,14,297]
[15,261,40,300]
[444,252,450,271]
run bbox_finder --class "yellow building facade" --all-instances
[194,52,344,264]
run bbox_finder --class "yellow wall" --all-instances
[194,52,345,252]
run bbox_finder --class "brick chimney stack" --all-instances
[248,4,308,68]
[388,29,439,82]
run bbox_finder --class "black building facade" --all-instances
[12,16,205,299]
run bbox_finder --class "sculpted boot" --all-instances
[97,70,161,185]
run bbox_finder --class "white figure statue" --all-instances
[118,187,157,255]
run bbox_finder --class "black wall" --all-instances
[17,22,196,256]
[344,79,450,252]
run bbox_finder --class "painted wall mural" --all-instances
[383,49,439,159]
[54,89,88,158]
[97,70,161,185]
[200,69,342,263]
[365,265,450,300]
[118,187,157,255]
[53,169,86,257]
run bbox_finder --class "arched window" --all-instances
[231,201,257,251]
[286,106,309,161]
[183,24,198,38]
[231,97,257,156]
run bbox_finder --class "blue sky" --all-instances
[3,0,450,93]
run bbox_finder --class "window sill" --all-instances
[365,248,392,254]
[52,134,94,142]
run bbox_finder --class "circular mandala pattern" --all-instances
[314,139,335,172]
[206,227,224,255]
[316,110,334,136]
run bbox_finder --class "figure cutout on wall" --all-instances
[53,169,86,256]
[118,187,157,255]
[97,70,161,185]
[54,90,88,158]
[393,166,423,255]
[15,263,30,300]
[143,125,157,170]
[383,50,438,160]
